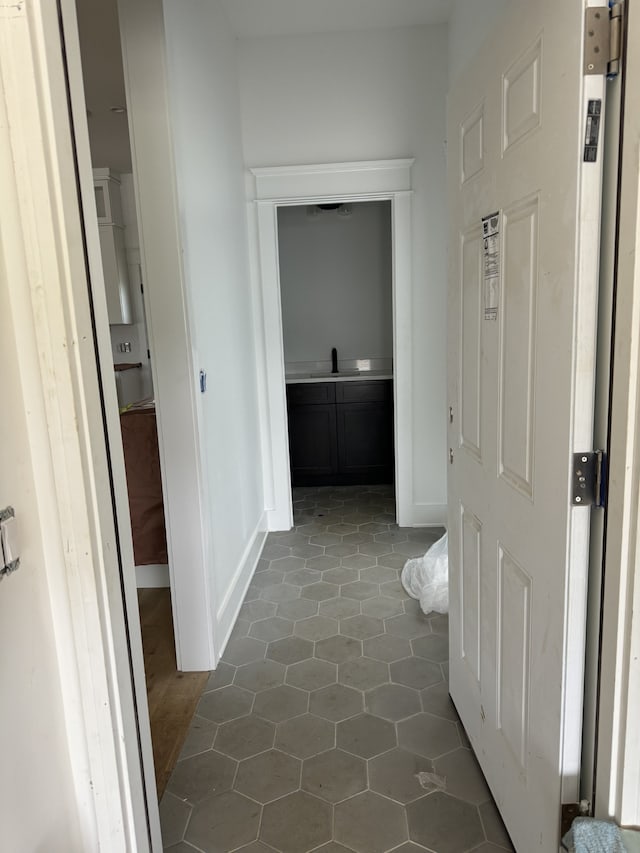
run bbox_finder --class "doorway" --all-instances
[72,0,209,798]
[250,159,417,531]
[279,200,394,503]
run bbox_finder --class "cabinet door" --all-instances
[99,224,132,324]
[336,400,394,484]
[288,403,338,484]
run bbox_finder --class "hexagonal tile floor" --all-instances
[160,486,514,852]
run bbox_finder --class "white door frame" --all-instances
[117,0,216,672]
[595,0,640,825]
[249,160,415,529]
[0,0,159,848]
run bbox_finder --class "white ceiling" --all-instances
[220,0,451,39]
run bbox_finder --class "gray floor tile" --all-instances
[234,659,286,692]
[307,555,341,572]
[338,657,389,691]
[179,715,218,760]
[368,747,435,804]
[361,596,404,619]
[379,580,412,600]
[271,555,306,572]
[294,615,340,641]
[253,684,308,722]
[340,581,379,601]
[287,568,323,586]
[365,683,421,721]
[325,543,359,557]
[322,567,359,586]
[385,613,432,640]
[336,713,396,758]
[261,583,301,603]
[363,634,412,663]
[159,792,191,847]
[276,597,319,620]
[397,713,461,759]
[406,792,485,852]
[302,748,367,803]
[434,746,492,806]
[310,683,363,722]
[319,596,362,620]
[214,715,275,760]
[479,800,515,850]
[377,553,409,571]
[186,790,261,852]
[334,791,408,853]
[359,565,399,584]
[203,662,236,692]
[261,791,332,853]
[221,637,266,666]
[166,486,511,853]
[275,713,336,759]
[267,636,314,665]
[198,685,254,724]
[315,635,362,663]
[340,614,385,640]
[420,681,459,720]
[287,658,337,691]
[166,749,236,804]
[302,582,341,602]
[239,600,277,622]
[390,656,443,690]
[234,749,301,803]
[412,633,449,663]
[249,569,286,589]
[341,553,376,569]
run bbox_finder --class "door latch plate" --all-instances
[572,451,606,507]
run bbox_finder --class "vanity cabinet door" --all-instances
[336,400,394,483]
[287,402,338,482]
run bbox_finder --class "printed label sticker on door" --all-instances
[482,211,500,320]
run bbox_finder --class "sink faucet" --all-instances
[331,348,338,374]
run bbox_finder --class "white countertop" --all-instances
[285,371,393,385]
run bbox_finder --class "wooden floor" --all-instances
[138,588,209,799]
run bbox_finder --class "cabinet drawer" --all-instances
[287,382,336,405]
[335,380,392,404]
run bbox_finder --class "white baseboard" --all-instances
[215,513,268,661]
[135,563,170,588]
[407,503,448,527]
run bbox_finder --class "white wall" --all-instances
[238,26,449,523]
[162,0,266,645]
[278,201,392,366]
[0,208,81,853]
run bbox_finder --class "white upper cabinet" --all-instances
[93,168,132,325]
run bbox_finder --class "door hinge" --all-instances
[584,3,624,78]
[572,450,607,507]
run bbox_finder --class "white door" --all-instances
[447,1,608,849]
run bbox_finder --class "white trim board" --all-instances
[249,159,418,529]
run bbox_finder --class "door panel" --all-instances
[447,2,606,849]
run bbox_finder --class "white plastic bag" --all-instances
[401,532,449,615]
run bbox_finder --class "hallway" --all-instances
[159,486,514,852]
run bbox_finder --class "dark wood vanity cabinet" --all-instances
[286,380,394,486]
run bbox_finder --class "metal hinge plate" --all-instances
[584,3,624,77]
[572,451,606,507]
